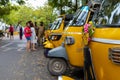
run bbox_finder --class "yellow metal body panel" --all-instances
[64,11,91,67]
[65,27,84,67]
[59,76,74,80]
[44,40,54,48]
[44,30,51,38]
[89,28,120,80]
[91,28,120,40]
[43,39,49,45]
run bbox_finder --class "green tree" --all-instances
[0,0,25,17]
[3,5,57,29]
[34,5,57,29]
[0,0,25,6]
[6,6,34,26]
[48,0,84,14]
[48,0,69,14]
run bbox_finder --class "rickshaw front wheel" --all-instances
[47,58,67,76]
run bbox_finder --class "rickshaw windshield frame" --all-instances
[51,17,63,30]
[68,6,90,27]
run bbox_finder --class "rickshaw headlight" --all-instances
[49,35,62,41]
[65,36,75,45]
[58,76,62,80]
[51,35,57,40]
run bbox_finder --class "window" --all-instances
[51,18,63,30]
[71,6,89,26]
[94,0,120,25]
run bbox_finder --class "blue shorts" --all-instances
[26,37,31,41]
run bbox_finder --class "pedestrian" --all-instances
[9,24,14,40]
[30,22,37,50]
[19,26,23,40]
[38,21,45,46]
[34,22,39,37]
[24,21,32,52]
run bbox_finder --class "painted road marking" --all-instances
[17,47,25,51]
[1,43,13,48]
[0,43,26,52]
[17,44,26,47]
[0,41,26,52]
[17,44,26,51]
[3,48,12,52]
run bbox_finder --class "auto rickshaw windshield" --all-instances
[49,23,54,30]
[51,17,63,30]
[69,6,90,26]
[93,0,120,25]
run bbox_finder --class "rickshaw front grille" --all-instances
[109,48,120,64]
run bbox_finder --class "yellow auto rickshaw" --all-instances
[47,1,100,76]
[42,23,53,43]
[87,0,120,79]
[58,0,120,80]
[44,14,73,57]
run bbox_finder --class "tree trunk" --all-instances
[84,0,89,5]
[60,6,63,14]
[60,0,63,15]
[75,0,78,11]
[82,0,88,5]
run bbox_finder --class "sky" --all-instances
[25,0,48,9]
[11,0,48,9]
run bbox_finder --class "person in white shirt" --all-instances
[30,22,37,50]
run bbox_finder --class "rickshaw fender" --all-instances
[48,46,68,60]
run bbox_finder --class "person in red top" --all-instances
[24,21,32,52]
[9,24,14,40]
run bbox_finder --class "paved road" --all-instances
[0,36,57,80]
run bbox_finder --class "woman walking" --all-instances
[24,21,32,52]
[9,24,14,40]
[30,22,37,50]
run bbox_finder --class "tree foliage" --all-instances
[0,0,90,29]
[0,0,25,17]
[48,0,69,14]
[0,0,25,6]
[3,5,57,29]
[48,0,89,15]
